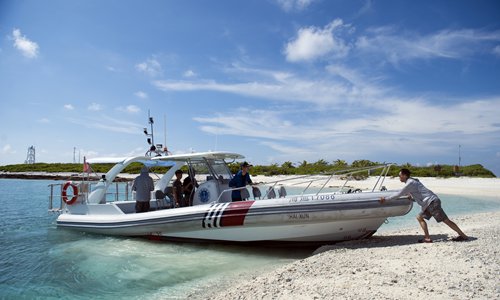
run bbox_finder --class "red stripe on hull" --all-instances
[220,201,255,227]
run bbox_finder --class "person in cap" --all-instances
[229,162,253,201]
[132,166,154,213]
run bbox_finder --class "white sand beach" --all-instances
[198,210,499,300]
[252,175,500,198]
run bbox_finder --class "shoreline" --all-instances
[1,172,499,197]
[194,210,500,299]
[0,172,130,182]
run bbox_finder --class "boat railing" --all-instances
[48,181,133,212]
[214,163,395,203]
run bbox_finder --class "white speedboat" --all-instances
[49,151,412,244]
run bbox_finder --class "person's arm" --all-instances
[172,184,180,207]
[149,178,154,191]
[380,181,412,203]
[229,174,238,187]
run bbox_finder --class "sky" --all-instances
[1,0,500,176]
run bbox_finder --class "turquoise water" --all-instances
[379,193,500,232]
[0,179,310,300]
[0,179,498,299]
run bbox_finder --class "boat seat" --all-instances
[278,186,287,198]
[240,188,250,200]
[252,186,261,199]
[164,186,175,208]
[154,190,167,210]
[266,187,276,199]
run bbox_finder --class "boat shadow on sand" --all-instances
[312,234,476,255]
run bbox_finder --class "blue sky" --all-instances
[1,0,500,176]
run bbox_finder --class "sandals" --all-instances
[451,236,468,242]
[417,238,433,243]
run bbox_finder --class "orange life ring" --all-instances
[62,181,78,205]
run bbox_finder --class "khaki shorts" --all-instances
[419,199,448,223]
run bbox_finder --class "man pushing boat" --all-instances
[380,168,468,243]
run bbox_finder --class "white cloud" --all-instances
[356,27,500,65]
[134,91,148,99]
[276,0,314,12]
[68,115,143,134]
[88,103,102,111]
[194,108,297,141]
[493,45,500,56]
[1,144,16,155]
[135,58,163,77]
[119,105,141,113]
[38,118,50,123]
[64,104,74,110]
[154,64,384,106]
[11,28,39,58]
[183,69,197,78]
[355,0,374,18]
[284,19,351,62]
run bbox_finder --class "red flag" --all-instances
[83,156,90,173]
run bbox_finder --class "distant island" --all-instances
[0,160,496,179]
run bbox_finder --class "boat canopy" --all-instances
[86,151,244,168]
[86,156,175,168]
[151,151,244,162]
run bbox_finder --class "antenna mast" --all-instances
[164,113,167,151]
[458,144,461,167]
[143,110,170,156]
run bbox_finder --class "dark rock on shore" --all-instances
[0,172,132,182]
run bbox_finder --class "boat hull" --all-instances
[56,193,412,243]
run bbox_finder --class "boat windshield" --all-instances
[186,158,232,182]
[208,159,233,181]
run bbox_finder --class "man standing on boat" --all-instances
[132,166,154,213]
[229,162,253,201]
[173,169,186,207]
[380,168,468,243]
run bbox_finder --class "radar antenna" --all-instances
[143,110,170,157]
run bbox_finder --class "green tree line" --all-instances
[229,160,496,178]
[0,160,496,178]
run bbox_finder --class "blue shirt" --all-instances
[229,170,252,199]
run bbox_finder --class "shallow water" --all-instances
[0,179,312,300]
[1,179,498,299]
[379,193,500,232]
